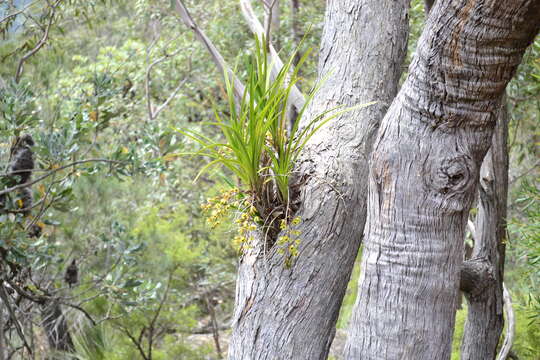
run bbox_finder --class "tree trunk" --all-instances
[228,1,410,359]
[424,0,435,14]
[0,305,5,360]
[290,0,301,66]
[41,300,75,354]
[264,0,281,50]
[344,1,540,359]
[460,99,509,359]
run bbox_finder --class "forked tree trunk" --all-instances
[344,1,540,359]
[460,100,509,359]
[264,0,281,50]
[228,1,411,359]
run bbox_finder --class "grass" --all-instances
[178,37,372,243]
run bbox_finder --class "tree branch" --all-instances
[496,283,515,360]
[145,36,191,121]
[123,328,149,360]
[15,0,62,83]
[0,159,123,197]
[0,284,32,356]
[59,302,96,327]
[0,0,39,25]
[239,0,305,110]
[173,0,246,101]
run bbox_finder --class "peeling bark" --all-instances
[344,1,540,359]
[228,1,411,359]
[460,101,509,360]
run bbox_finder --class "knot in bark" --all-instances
[425,154,477,211]
[460,257,495,300]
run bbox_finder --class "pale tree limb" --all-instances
[173,0,246,101]
[174,0,306,111]
[496,284,515,360]
[145,41,191,122]
[239,0,305,110]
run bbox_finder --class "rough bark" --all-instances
[460,100,509,359]
[228,1,411,359]
[344,1,540,359]
[41,300,74,354]
[460,258,495,296]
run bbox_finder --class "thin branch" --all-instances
[4,279,47,305]
[147,270,174,360]
[173,0,246,101]
[25,172,58,232]
[205,291,223,359]
[154,78,189,120]
[0,159,123,197]
[145,46,190,121]
[509,161,539,185]
[0,285,32,356]
[123,329,149,360]
[59,302,96,327]
[0,0,39,25]
[15,0,62,83]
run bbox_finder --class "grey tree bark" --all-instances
[227,1,411,359]
[460,100,509,359]
[344,1,540,359]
